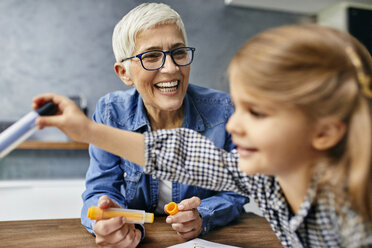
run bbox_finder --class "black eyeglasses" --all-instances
[121,46,195,71]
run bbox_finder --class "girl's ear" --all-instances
[114,62,134,86]
[312,118,346,150]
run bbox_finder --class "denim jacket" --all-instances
[81,84,249,237]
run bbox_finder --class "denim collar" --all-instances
[129,88,205,132]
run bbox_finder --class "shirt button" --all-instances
[123,172,127,178]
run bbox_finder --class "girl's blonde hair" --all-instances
[229,24,372,220]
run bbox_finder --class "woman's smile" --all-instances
[154,80,180,95]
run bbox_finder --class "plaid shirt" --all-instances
[144,128,372,248]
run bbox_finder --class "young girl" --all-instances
[33,24,372,247]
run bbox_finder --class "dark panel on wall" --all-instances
[348,7,372,55]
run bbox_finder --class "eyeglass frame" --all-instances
[121,46,196,71]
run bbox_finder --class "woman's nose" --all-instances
[159,54,179,73]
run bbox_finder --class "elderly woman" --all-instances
[81,3,248,247]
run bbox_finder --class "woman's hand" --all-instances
[164,196,202,240]
[93,195,142,248]
[32,93,93,143]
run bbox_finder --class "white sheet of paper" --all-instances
[166,238,242,248]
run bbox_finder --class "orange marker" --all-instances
[165,202,179,215]
[88,206,154,224]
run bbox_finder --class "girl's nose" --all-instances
[226,112,244,136]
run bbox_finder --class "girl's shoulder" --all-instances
[316,185,372,247]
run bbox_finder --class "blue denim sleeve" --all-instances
[198,189,249,234]
[80,104,145,241]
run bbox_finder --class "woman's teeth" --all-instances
[155,81,179,92]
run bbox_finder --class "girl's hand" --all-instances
[32,93,93,143]
[164,196,202,239]
[33,93,145,166]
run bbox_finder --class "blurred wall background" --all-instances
[0,0,311,179]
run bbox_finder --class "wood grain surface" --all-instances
[0,213,282,248]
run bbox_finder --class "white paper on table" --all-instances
[167,238,242,248]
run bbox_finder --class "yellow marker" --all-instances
[88,206,154,224]
[165,202,179,215]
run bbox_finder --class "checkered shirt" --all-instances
[144,128,372,248]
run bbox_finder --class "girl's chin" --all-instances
[238,160,263,175]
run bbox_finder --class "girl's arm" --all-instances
[86,122,145,166]
[33,93,253,197]
[33,93,146,166]
[143,128,250,196]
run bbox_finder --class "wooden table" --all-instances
[0,213,282,248]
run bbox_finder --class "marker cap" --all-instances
[36,102,58,116]
[165,202,179,215]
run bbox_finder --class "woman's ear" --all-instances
[312,118,346,151]
[114,62,134,86]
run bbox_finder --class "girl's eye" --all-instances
[249,109,266,118]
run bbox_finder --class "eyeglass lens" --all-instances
[140,47,193,70]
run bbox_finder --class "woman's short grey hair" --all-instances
[112,3,187,66]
